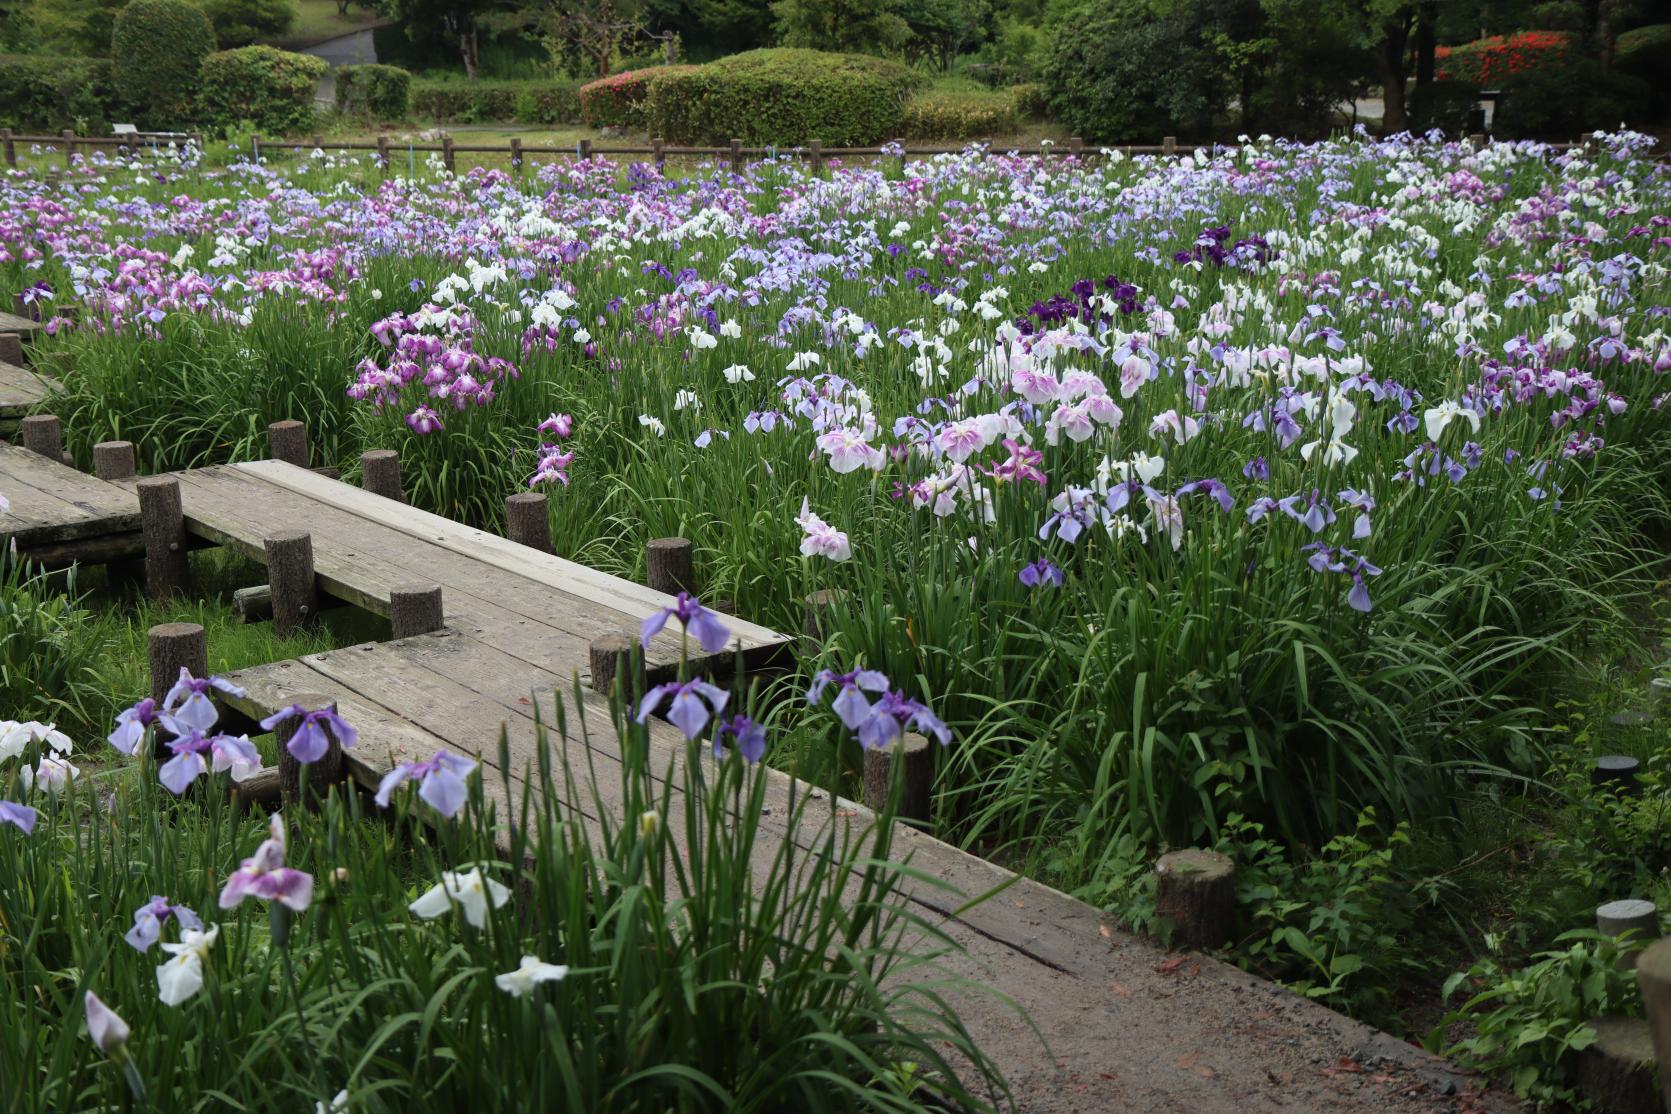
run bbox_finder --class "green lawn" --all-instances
[267,0,385,50]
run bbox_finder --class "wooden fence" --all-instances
[1,129,205,169]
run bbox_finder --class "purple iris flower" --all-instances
[374,750,477,818]
[1175,478,1234,514]
[163,668,246,734]
[1019,558,1065,588]
[157,728,262,795]
[260,704,358,763]
[125,896,203,953]
[1337,489,1375,539]
[806,668,891,730]
[1246,496,1279,524]
[219,813,313,912]
[856,690,953,751]
[1242,456,1269,481]
[108,697,160,755]
[640,592,732,655]
[713,714,767,763]
[0,800,36,834]
[636,678,730,740]
[1277,490,1335,534]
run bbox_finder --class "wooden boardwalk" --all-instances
[0,362,59,437]
[0,441,140,566]
[0,447,1506,1113]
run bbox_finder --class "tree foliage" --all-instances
[111,0,218,124]
[198,0,295,47]
[771,0,912,55]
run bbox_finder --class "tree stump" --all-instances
[861,731,933,822]
[1154,849,1236,951]
[1599,899,1661,968]
[1635,938,1671,1113]
[390,583,444,639]
[147,622,206,759]
[93,440,137,481]
[263,530,317,636]
[274,695,344,810]
[1593,755,1641,792]
[136,476,189,599]
[19,414,61,460]
[802,587,851,642]
[1576,1016,1660,1114]
[645,537,694,596]
[505,492,551,553]
[360,449,403,502]
[588,633,640,699]
[267,419,308,467]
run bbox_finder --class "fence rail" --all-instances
[3,127,1603,176]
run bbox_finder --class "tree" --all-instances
[1261,0,1417,131]
[771,0,912,55]
[512,0,647,78]
[899,0,990,69]
[199,0,296,47]
[376,0,501,79]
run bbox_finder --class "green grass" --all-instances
[265,0,385,51]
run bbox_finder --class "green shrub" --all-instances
[0,54,123,132]
[1408,79,1483,136]
[199,45,322,135]
[111,0,218,127]
[1615,22,1670,83]
[1042,0,1217,141]
[1493,54,1650,139]
[644,48,925,146]
[580,66,697,129]
[1007,81,1045,119]
[411,78,580,124]
[335,63,411,119]
[197,0,295,48]
[899,90,1017,139]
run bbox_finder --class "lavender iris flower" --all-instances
[219,813,314,912]
[636,678,730,740]
[856,690,952,750]
[260,704,358,763]
[108,697,160,756]
[1175,478,1235,514]
[157,728,262,795]
[0,800,36,834]
[640,592,732,654]
[1019,557,1065,588]
[374,750,478,818]
[713,714,767,763]
[125,896,204,953]
[162,668,246,734]
[1277,489,1335,533]
[806,668,891,730]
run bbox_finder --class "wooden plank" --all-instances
[0,312,41,337]
[0,362,58,416]
[237,460,792,663]
[0,443,140,546]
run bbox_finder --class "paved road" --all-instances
[301,29,378,106]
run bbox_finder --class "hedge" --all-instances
[644,49,925,146]
[579,66,698,129]
[0,55,123,133]
[1008,82,1046,120]
[336,64,411,120]
[411,78,582,125]
[899,91,1018,140]
[199,45,323,135]
[112,0,218,127]
[1435,31,1570,85]
[1615,22,1670,82]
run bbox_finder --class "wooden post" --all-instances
[505,492,551,553]
[893,139,906,176]
[588,632,638,697]
[137,477,189,599]
[147,622,206,758]
[802,587,850,642]
[442,136,455,173]
[250,134,262,162]
[1163,135,1177,156]
[1593,755,1641,793]
[19,414,61,460]
[1154,849,1236,950]
[93,441,137,481]
[1598,899,1660,968]
[645,537,694,596]
[267,419,308,467]
[509,136,522,173]
[1469,133,1485,152]
[275,694,344,809]
[578,137,591,163]
[1069,136,1083,158]
[1,128,14,168]
[61,129,74,169]
[729,138,743,174]
[652,137,665,172]
[0,334,21,366]
[1638,940,1671,1112]
[311,134,323,152]
[390,583,444,639]
[862,731,933,821]
[359,449,403,502]
[377,134,390,170]
[263,530,317,636]
[809,138,822,174]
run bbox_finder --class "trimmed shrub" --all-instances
[1042,1,1217,142]
[1492,54,1650,138]
[1008,82,1045,120]
[1615,22,1670,83]
[580,66,698,129]
[0,54,123,132]
[336,63,411,119]
[899,91,1017,139]
[199,45,323,134]
[111,0,218,127]
[198,0,295,49]
[644,48,925,146]
[1408,79,1483,136]
[412,78,581,124]
[1435,31,1571,86]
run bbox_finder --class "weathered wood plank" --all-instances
[0,361,59,417]
[236,460,792,665]
[0,442,141,546]
[0,312,41,338]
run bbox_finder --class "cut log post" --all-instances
[147,622,206,758]
[578,138,591,162]
[1,128,13,168]
[729,138,743,174]
[231,585,272,622]
[1154,849,1237,951]
[0,333,22,366]
[61,129,74,169]
[862,731,933,821]
[443,137,457,173]
[93,440,137,481]
[1593,755,1642,793]
[652,137,665,171]
[376,134,390,169]
[1635,938,1671,1112]
[505,492,551,553]
[263,530,317,636]
[809,138,822,174]
[509,137,522,172]
[645,536,694,596]
[275,694,344,810]
[1163,135,1177,156]
[802,587,851,642]
[359,449,404,502]
[19,414,61,460]
[1469,133,1485,152]
[137,476,189,599]
[1068,136,1083,158]
[390,582,444,639]
[1598,899,1661,968]
[588,632,640,698]
[1575,1015,1660,1114]
[231,766,282,813]
[267,419,308,467]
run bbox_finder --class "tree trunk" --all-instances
[459,23,480,82]
[1375,18,1411,134]
[1414,2,1436,86]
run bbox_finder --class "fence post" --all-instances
[505,492,551,553]
[651,137,664,172]
[1,128,14,168]
[578,137,591,163]
[729,138,742,174]
[189,132,203,156]
[1163,135,1177,156]
[809,138,822,174]
[892,139,906,175]
[442,136,454,173]
[137,477,190,600]
[267,420,308,468]
[646,537,695,596]
[20,415,62,461]
[359,449,403,502]
[390,583,444,639]
[264,530,318,637]
[250,133,262,162]
[377,134,390,170]
[1069,136,1083,159]
[61,129,74,169]
[509,136,522,173]
[94,441,138,481]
